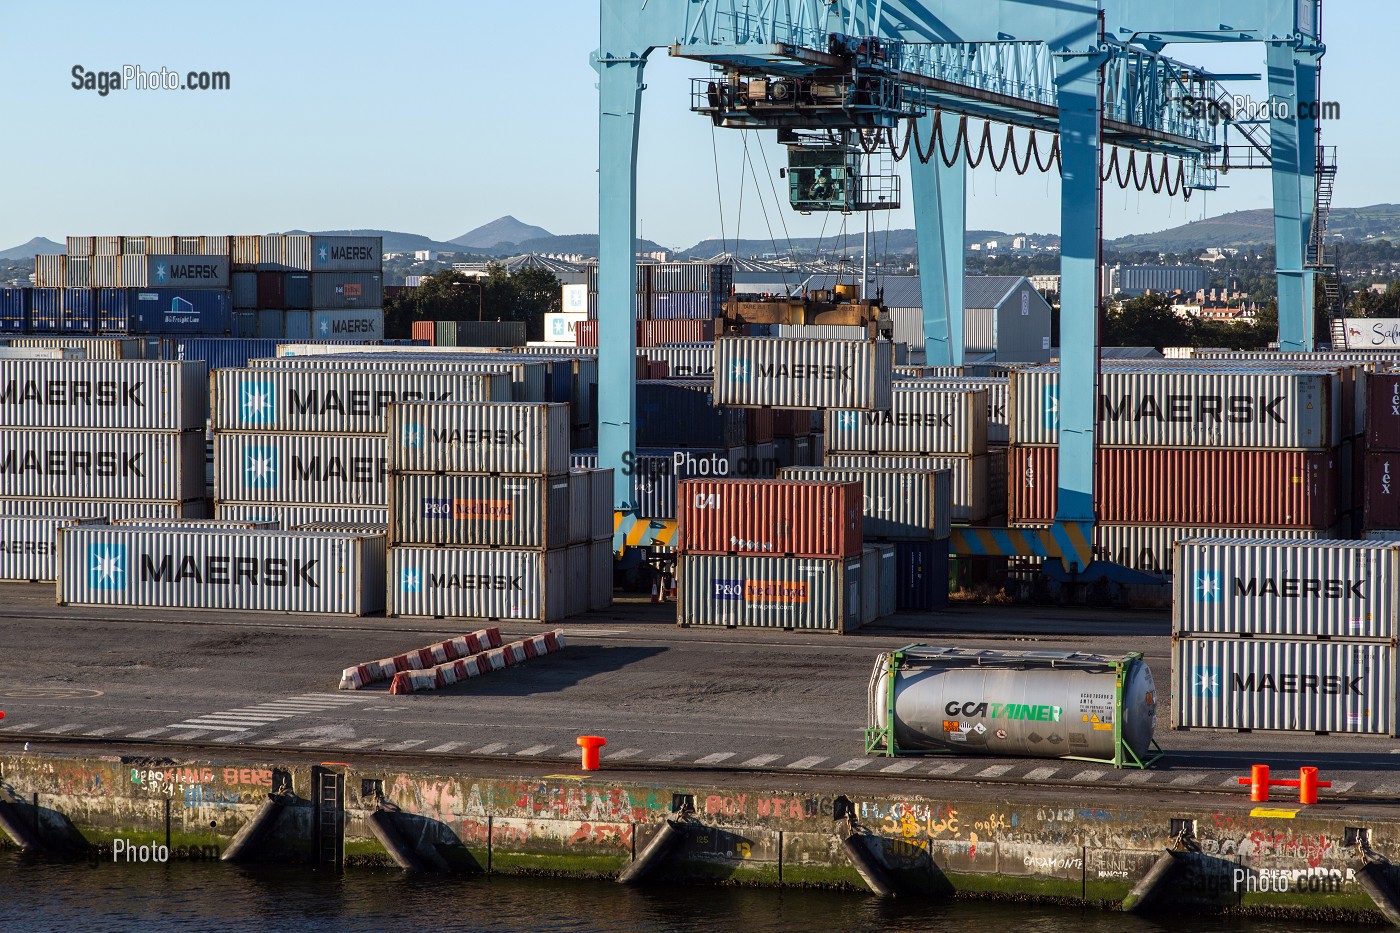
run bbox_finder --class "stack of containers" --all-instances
[1009,364,1345,576]
[1171,538,1398,737]
[0,358,209,521]
[230,235,384,341]
[582,262,732,321]
[674,478,872,632]
[384,401,612,622]
[210,366,512,527]
[712,337,894,411]
[1363,369,1400,538]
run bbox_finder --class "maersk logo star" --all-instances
[153,262,169,283]
[1192,665,1221,699]
[240,381,275,424]
[1194,570,1223,603]
[403,424,424,449]
[1042,384,1059,430]
[317,244,329,263]
[88,543,126,591]
[244,447,279,488]
[401,568,422,593]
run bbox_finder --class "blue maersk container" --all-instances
[62,288,96,333]
[29,288,63,332]
[0,288,29,333]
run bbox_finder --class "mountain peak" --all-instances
[452,216,553,250]
[0,237,64,261]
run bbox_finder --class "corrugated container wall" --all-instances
[215,503,387,527]
[214,433,386,507]
[825,387,988,455]
[388,473,573,549]
[0,498,208,520]
[0,516,107,582]
[824,452,1000,524]
[257,235,313,272]
[1172,539,1398,640]
[678,553,863,632]
[897,376,1009,445]
[8,337,147,361]
[56,527,386,615]
[312,309,384,342]
[0,430,205,500]
[67,237,95,257]
[310,273,383,310]
[1008,447,1337,528]
[1368,372,1400,451]
[1172,638,1394,736]
[311,236,382,273]
[388,545,588,621]
[94,236,122,256]
[779,467,953,540]
[637,381,746,449]
[248,355,546,404]
[209,369,511,434]
[386,402,571,475]
[676,479,863,557]
[34,256,66,288]
[0,359,207,430]
[713,338,894,410]
[1011,368,1339,449]
[1093,525,1336,577]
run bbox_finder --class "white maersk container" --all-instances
[561,283,589,315]
[248,355,547,403]
[213,433,386,507]
[56,526,387,615]
[0,516,107,582]
[1011,367,1339,449]
[0,359,206,430]
[712,338,893,410]
[822,452,1003,524]
[895,376,1009,445]
[210,369,511,434]
[387,542,607,621]
[215,503,387,527]
[824,386,988,455]
[0,430,205,501]
[1093,526,1336,577]
[385,402,571,476]
[545,312,587,343]
[1173,638,1394,736]
[1172,539,1399,641]
[0,499,208,520]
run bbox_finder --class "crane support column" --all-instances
[1296,47,1322,332]
[594,49,648,510]
[1267,41,1309,352]
[1051,47,1107,568]
[910,117,966,368]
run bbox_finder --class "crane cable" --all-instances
[875,112,1194,200]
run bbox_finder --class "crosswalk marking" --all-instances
[649,751,686,762]
[470,742,508,754]
[426,742,465,753]
[171,724,252,732]
[695,752,735,765]
[1071,769,1107,782]
[42,723,85,735]
[834,758,874,771]
[253,738,288,746]
[786,756,827,770]
[1170,773,1206,786]
[0,722,38,732]
[515,745,550,756]
[604,748,643,760]
[1024,767,1060,781]
[1330,780,1356,794]
[83,726,123,737]
[880,761,920,773]
[975,764,1014,778]
[127,728,171,739]
[1121,771,1154,784]
[208,734,243,744]
[167,730,210,741]
[928,763,966,776]
[740,754,783,768]
[380,740,426,752]
[338,738,382,749]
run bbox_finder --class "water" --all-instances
[0,854,1315,933]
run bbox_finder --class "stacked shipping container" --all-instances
[384,401,612,622]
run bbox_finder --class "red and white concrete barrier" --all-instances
[388,630,565,695]
[339,627,503,689]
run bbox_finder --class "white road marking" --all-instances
[253,738,288,746]
[171,724,253,732]
[1121,771,1154,784]
[208,734,244,744]
[338,738,382,749]
[928,763,967,776]
[426,742,465,753]
[786,756,827,770]
[975,764,1014,778]
[0,722,39,732]
[83,726,123,737]
[604,748,643,760]
[299,694,374,701]
[41,723,85,735]
[649,751,686,762]
[127,728,172,739]
[167,731,211,741]
[880,761,920,773]
[740,754,783,768]
[380,740,427,752]
[515,745,550,756]
[1329,781,1356,794]
[1170,773,1206,786]
[834,758,874,771]
[1024,767,1060,781]
[182,714,286,724]
[1071,770,1107,782]
[470,742,509,754]
[695,752,735,765]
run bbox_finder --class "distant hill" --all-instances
[0,237,63,260]
[506,233,669,256]
[290,229,464,254]
[452,216,554,250]
[1108,204,1400,253]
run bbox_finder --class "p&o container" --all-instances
[712,338,894,410]
[388,472,581,549]
[677,553,864,633]
[676,479,863,557]
[57,526,386,615]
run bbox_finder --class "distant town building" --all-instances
[1106,263,1209,298]
[1012,236,1027,250]
[1028,274,1060,297]
[1201,247,1240,262]
[414,250,438,261]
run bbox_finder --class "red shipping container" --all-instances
[576,320,598,347]
[256,271,284,310]
[1368,372,1400,452]
[1008,446,1337,528]
[1364,452,1400,530]
[746,407,775,444]
[636,320,715,347]
[677,479,863,557]
[411,320,435,345]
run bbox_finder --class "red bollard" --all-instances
[1237,764,1271,802]
[1298,767,1331,805]
[577,735,607,771]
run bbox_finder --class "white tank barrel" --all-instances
[866,647,1157,764]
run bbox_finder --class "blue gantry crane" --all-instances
[598,1,1326,574]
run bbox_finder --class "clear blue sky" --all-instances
[0,1,1389,251]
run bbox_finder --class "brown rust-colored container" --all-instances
[411,320,435,345]
[575,320,599,347]
[677,479,863,557]
[1364,452,1400,531]
[1008,446,1338,528]
[1368,371,1400,452]
[637,319,715,346]
[746,407,775,444]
